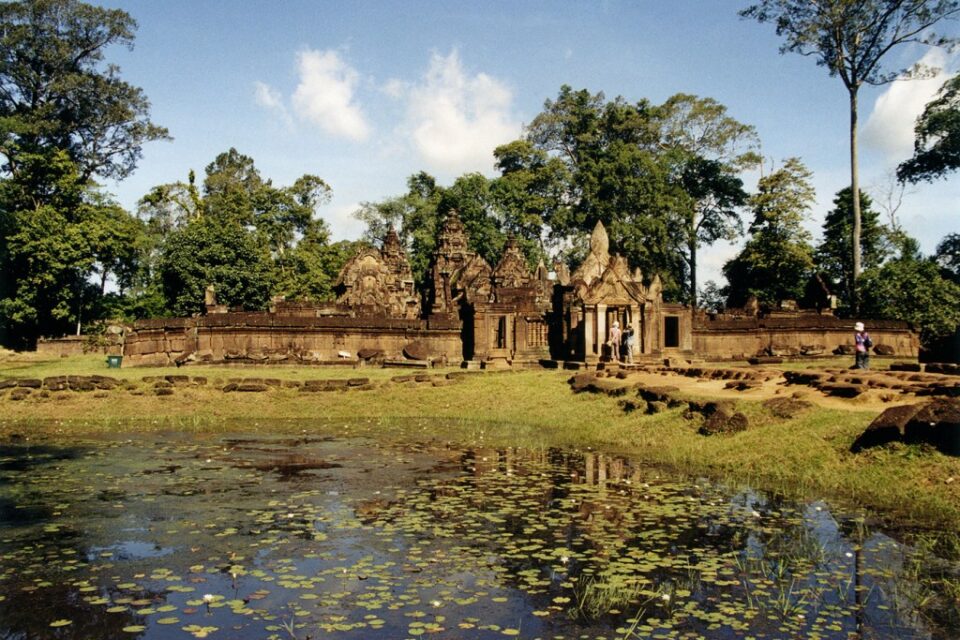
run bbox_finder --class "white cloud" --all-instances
[402,50,521,175]
[253,81,293,127]
[326,200,365,241]
[862,49,956,162]
[382,78,407,99]
[292,49,371,142]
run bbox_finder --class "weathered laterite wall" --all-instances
[692,314,918,359]
[123,313,462,367]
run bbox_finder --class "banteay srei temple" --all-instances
[122,212,919,368]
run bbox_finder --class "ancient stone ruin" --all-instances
[122,213,918,367]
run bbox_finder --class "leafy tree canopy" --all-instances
[0,0,169,183]
[860,254,960,344]
[815,187,891,310]
[741,0,960,296]
[898,73,960,183]
[723,158,817,306]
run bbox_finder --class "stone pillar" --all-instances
[597,304,607,360]
[584,306,596,363]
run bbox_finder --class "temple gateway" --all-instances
[122,212,918,367]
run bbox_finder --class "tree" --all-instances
[860,254,960,344]
[491,139,570,263]
[158,217,274,317]
[353,171,445,286]
[654,94,759,308]
[898,73,960,183]
[0,0,169,183]
[742,0,960,305]
[139,149,341,314]
[815,187,891,309]
[723,158,817,306]
[519,86,689,297]
[0,0,167,346]
[676,157,748,308]
[935,232,960,282]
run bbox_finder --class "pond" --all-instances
[0,428,958,640]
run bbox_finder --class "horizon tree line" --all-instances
[1,0,958,351]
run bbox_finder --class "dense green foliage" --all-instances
[142,148,352,314]
[723,158,816,306]
[0,0,170,347]
[742,0,960,300]
[898,74,960,183]
[356,87,757,303]
[815,187,891,311]
[860,256,960,344]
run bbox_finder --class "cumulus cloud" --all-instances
[862,49,957,161]
[291,49,371,142]
[253,81,293,126]
[400,50,521,175]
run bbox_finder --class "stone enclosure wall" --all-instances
[693,314,918,359]
[123,313,461,367]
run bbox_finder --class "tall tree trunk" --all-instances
[849,89,862,313]
[689,235,698,310]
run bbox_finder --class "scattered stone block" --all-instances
[618,399,648,414]
[236,383,268,392]
[9,388,30,401]
[724,380,762,391]
[699,408,749,436]
[820,383,866,398]
[873,344,895,356]
[648,401,669,414]
[763,396,814,418]
[358,348,384,361]
[852,399,960,456]
[43,376,68,391]
[890,362,921,372]
[927,363,960,376]
[16,378,42,389]
[403,340,431,361]
[155,387,174,396]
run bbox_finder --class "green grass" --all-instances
[1,355,958,529]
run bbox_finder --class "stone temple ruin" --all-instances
[121,212,918,367]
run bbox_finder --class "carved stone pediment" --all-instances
[335,231,420,318]
[456,254,493,303]
[580,268,647,306]
[492,238,531,289]
[570,222,649,306]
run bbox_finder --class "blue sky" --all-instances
[100,0,960,286]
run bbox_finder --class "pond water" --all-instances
[0,429,958,640]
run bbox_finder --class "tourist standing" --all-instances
[854,322,872,369]
[609,321,622,362]
[623,326,635,363]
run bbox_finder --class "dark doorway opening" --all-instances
[664,316,679,348]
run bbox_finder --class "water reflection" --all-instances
[0,433,956,639]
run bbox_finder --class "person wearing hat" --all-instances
[853,321,872,369]
[609,320,622,362]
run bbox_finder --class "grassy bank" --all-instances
[2,354,959,529]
